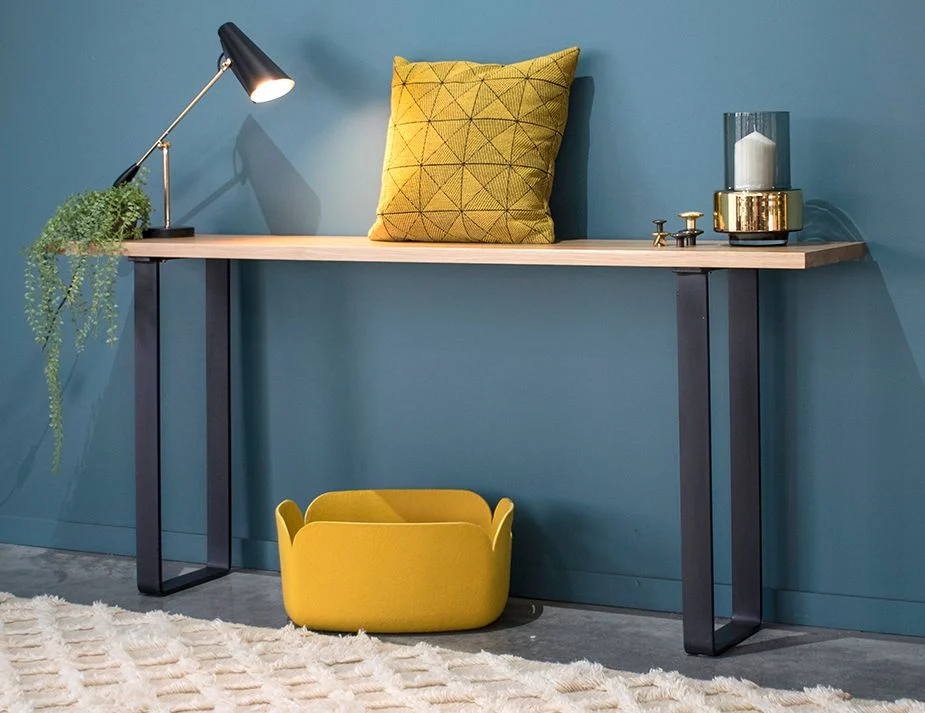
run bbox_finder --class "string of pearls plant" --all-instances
[24,173,152,472]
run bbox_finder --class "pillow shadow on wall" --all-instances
[549,74,593,241]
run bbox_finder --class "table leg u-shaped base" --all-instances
[676,268,762,655]
[133,258,232,596]
[129,255,761,651]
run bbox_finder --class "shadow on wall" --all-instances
[177,116,320,236]
[235,261,358,562]
[760,205,925,632]
[796,199,867,244]
[761,199,870,618]
[220,114,325,559]
[235,116,321,235]
[1,333,130,513]
[28,113,324,562]
[0,362,56,508]
[511,493,679,610]
[550,75,594,241]
[797,116,923,281]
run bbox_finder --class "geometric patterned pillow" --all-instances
[368,47,580,243]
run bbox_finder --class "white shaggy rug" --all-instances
[1,592,922,713]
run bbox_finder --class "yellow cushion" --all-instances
[369,47,580,244]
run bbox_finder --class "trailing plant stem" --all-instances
[24,176,152,472]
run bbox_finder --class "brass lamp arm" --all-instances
[113,56,233,187]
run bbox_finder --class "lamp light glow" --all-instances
[218,22,294,103]
[250,77,296,103]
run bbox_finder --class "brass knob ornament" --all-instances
[651,218,671,247]
[674,212,703,247]
[650,213,704,248]
[652,210,703,248]
[679,211,703,232]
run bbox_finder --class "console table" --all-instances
[123,235,866,655]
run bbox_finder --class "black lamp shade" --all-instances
[218,22,294,103]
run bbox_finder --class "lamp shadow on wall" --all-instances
[550,75,594,240]
[177,115,320,235]
[41,115,322,563]
[224,115,329,564]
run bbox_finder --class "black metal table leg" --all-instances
[133,259,163,594]
[727,269,762,639]
[133,258,231,595]
[206,260,232,572]
[675,268,762,655]
[676,268,717,653]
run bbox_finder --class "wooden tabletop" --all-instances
[120,235,867,270]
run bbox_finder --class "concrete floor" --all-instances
[1,543,923,703]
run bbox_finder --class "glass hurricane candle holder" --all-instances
[714,111,803,247]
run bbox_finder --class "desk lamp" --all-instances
[113,22,294,237]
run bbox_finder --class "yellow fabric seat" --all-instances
[276,489,514,632]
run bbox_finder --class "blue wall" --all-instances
[2,0,924,636]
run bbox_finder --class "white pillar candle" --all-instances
[734,130,776,190]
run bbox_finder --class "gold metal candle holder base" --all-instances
[713,189,803,246]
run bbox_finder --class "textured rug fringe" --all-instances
[1,592,923,712]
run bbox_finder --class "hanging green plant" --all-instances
[24,174,153,472]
